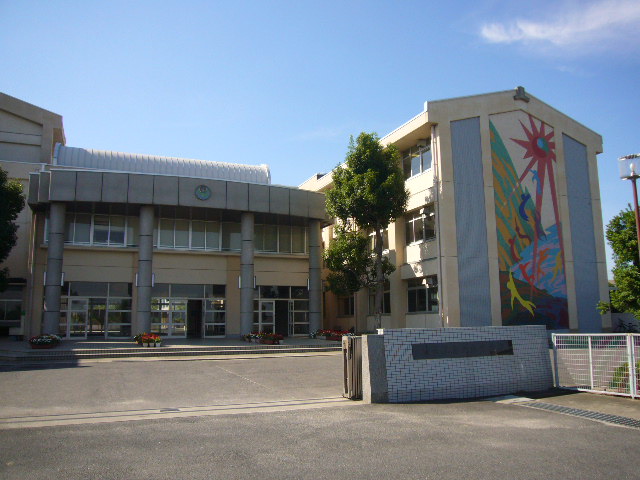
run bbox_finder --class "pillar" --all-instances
[137,205,154,333]
[43,202,66,334]
[308,219,322,333]
[240,212,254,335]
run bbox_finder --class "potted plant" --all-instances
[135,333,162,347]
[28,334,62,349]
[258,332,283,345]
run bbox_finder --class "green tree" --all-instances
[324,132,408,328]
[597,206,640,318]
[0,167,25,291]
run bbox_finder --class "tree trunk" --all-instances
[374,226,384,330]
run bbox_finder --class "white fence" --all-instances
[552,334,639,399]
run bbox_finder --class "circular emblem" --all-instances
[195,185,211,201]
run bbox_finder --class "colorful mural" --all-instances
[490,111,568,329]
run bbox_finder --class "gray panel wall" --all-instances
[451,117,492,326]
[563,134,601,332]
[30,170,328,221]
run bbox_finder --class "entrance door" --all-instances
[274,300,288,337]
[68,298,89,338]
[187,300,203,338]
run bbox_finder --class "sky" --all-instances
[1,0,639,276]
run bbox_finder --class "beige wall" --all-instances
[316,89,607,333]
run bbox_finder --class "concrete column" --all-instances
[308,220,322,334]
[137,205,154,333]
[240,212,254,335]
[43,202,66,334]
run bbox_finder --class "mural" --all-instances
[490,111,568,329]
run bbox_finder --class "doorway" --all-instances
[187,300,203,338]
[275,300,289,336]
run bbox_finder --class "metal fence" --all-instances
[552,333,639,399]
[342,335,362,400]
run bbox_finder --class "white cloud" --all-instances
[480,0,640,49]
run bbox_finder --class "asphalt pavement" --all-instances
[0,354,639,480]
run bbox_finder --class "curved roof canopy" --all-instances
[53,144,271,184]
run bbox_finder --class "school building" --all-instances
[0,87,610,340]
[301,87,609,333]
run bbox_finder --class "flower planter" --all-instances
[30,343,56,349]
[326,335,342,341]
[259,339,279,345]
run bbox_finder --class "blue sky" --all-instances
[1,0,639,276]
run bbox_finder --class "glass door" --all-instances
[254,300,275,333]
[289,299,310,335]
[68,298,89,338]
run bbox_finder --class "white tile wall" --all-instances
[380,326,552,402]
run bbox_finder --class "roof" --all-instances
[53,144,271,184]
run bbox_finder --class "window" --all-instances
[254,218,308,254]
[405,205,435,245]
[402,141,432,179]
[337,295,355,316]
[64,212,137,247]
[369,281,391,315]
[221,222,241,251]
[368,229,389,253]
[0,286,22,329]
[407,276,438,313]
[59,282,132,338]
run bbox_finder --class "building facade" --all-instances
[1,88,611,339]
[0,93,325,339]
[301,88,610,333]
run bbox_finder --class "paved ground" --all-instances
[0,354,639,479]
[0,353,344,418]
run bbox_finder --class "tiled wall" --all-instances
[381,326,552,402]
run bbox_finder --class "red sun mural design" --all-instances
[510,114,564,286]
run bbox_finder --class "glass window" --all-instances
[337,296,355,316]
[174,219,190,248]
[407,276,438,313]
[109,282,132,297]
[411,150,421,177]
[279,225,292,253]
[402,141,432,179]
[291,286,308,299]
[93,215,110,244]
[159,218,174,248]
[69,282,108,297]
[75,214,92,243]
[110,216,125,246]
[291,226,305,253]
[254,224,265,251]
[222,222,241,251]
[152,283,170,297]
[171,284,204,298]
[205,284,226,297]
[191,221,206,249]
[205,221,220,250]
[405,205,435,245]
[126,216,139,247]
[64,214,74,242]
[422,147,433,171]
[263,225,278,252]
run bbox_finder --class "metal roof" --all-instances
[53,144,271,184]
